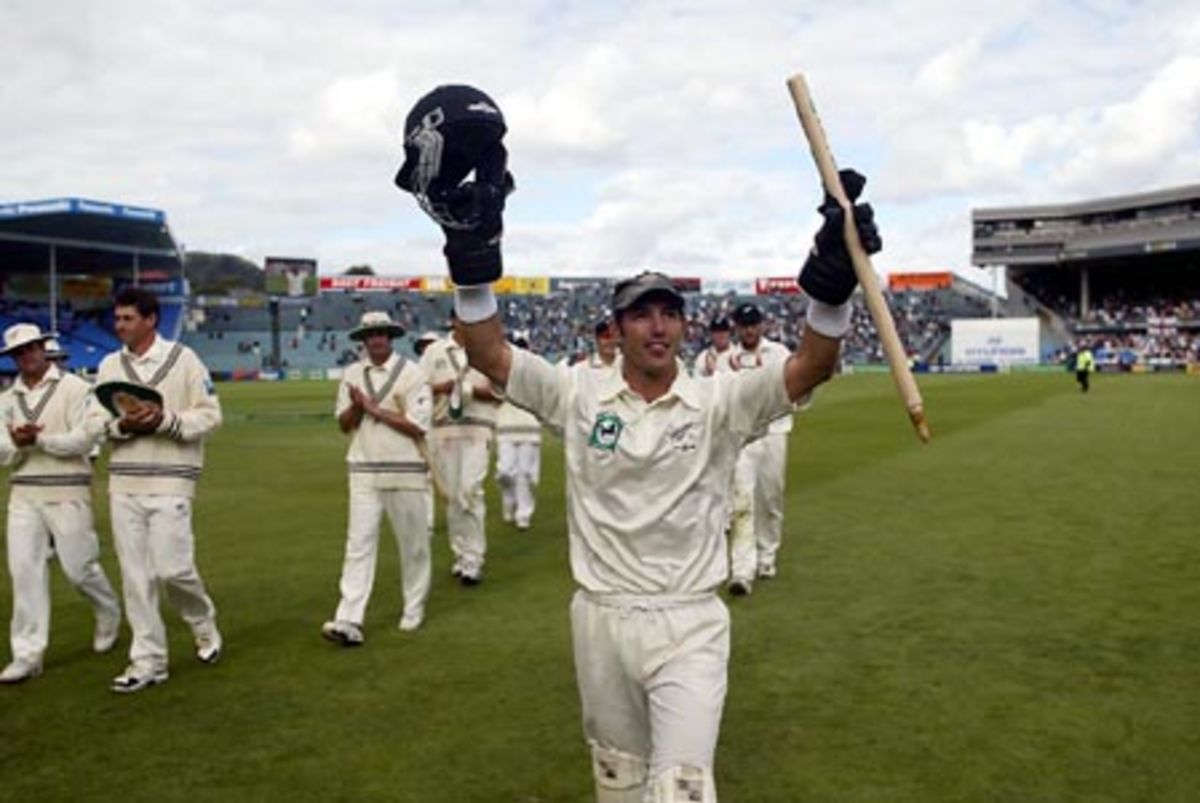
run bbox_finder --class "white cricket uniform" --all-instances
[89,336,221,674]
[332,353,432,625]
[0,366,121,667]
[495,400,542,527]
[696,345,756,586]
[506,347,794,797]
[730,339,793,579]
[420,337,497,577]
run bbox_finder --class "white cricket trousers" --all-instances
[496,439,540,525]
[6,498,121,664]
[334,486,431,624]
[730,433,787,578]
[430,433,490,574]
[110,494,217,671]
[571,591,729,798]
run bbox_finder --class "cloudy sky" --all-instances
[2,0,1199,286]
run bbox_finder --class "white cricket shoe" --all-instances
[0,659,42,684]
[397,609,424,632]
[193,620,223,664]
[111,665,168,694]
[756,563,777,580]
[93,611,121,654]
[515,516,531,531]
[321,620,364,647]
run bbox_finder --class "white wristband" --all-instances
[805,299,853,338]
[453,285,498,323]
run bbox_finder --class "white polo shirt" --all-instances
[506,349,794,595]
[732,338,794,434]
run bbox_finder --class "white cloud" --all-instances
[0,0,1198,280]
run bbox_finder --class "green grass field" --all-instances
[1,372,1198,802]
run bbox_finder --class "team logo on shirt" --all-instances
[588,411,624,452]
[667,422,698,452]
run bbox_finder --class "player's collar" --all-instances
[364,351,399,372]
[123,333,169,363]
[16,363,61,394]
[601,357,701,409]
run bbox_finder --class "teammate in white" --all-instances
[494,332,542,529]
[728,303,795,592]
[694,317,734,379]
[419,313,501,585]
[0,324,122,684]
[451,271,852,803]
[588,317,619,370]
[88,287,224,694]
[322,312,433,646]
[694,316,758,597]
[413,331,441,532]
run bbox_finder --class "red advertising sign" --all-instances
[755,277,802,295]
[319,276,424,292]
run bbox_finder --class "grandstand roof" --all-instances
[0,198,180,270]
[974,183,1200,222]
[971,183,1200,267]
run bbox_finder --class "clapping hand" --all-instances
[7,423,42,447]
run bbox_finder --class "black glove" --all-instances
[798,168,882,305]
[439,148,512,284]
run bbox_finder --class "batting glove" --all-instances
[798,168,882,306]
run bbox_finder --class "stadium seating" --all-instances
[182,283,995,372]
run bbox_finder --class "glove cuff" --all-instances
[805,299,853,339]
[453,285,498,323]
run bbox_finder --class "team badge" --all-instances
[588,412,624,452]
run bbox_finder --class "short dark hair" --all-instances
[114,287,160,322]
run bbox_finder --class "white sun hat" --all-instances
[0,323,56,356]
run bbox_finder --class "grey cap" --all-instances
[611,271,685,314]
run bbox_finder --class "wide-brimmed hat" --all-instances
[0,323,55,356]
[349,311,406,341]
[611,272,685,314]
[94,381,164,417]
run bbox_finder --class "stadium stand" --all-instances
[182,275,998,374]
[0,198,186,375]
[973,183,1200,369]
[4,194,1105,379]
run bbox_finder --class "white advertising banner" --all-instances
[951,318,1040,366]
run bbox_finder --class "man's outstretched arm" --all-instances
[454,288,513,388]
[783,324,842,403]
